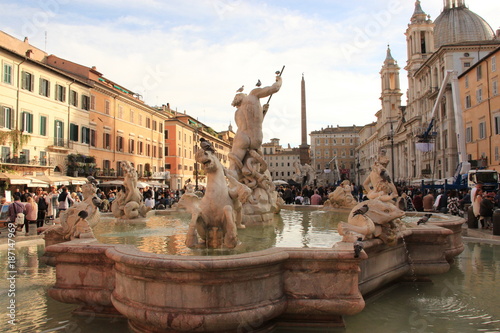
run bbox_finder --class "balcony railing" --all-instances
[0,157,52,166]
[49,138,73,149]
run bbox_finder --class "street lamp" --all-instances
[389,122,395,180]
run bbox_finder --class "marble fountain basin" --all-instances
[43,209,465,332]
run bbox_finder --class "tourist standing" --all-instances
[47,186,59,220]
[472,188,483,219]
[479,193,495,229]
[412,191,424,212]
[310,190,323,205]
[8,193,26,235]
[25,196,38,235]
[34,188,49,229]
[57,187,74,217]
[447,190,460,216]
[423,191,434,212]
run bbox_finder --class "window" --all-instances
[493,80,498,96]
[159,145,163,158]
[129,139,135,153]
[153,120,157,131]
[477,65,482,80]
[0,106,13,129]
[3,63,12,84]
[130,110,134,122]
[465,126,472,143]
[495,116,500,135]
[465,75,469,88]
[90,94,96,110]
[479,122,486,140]
[465,95,471,108]
[138,114,142,126]
[165,130,169,139]
[55,84,66,102]
[146,117,151,129]
[153,145,157,158]
[39,78,50,97]
[146,144,151,156]
[492,56,496,72]
[81,127,90,144]
[159,123,163,133]
[70,90,78,107]
[90,129,96,147]
[81,95,90,110]
[118,105,123,119]
[138,141,143,155]
[476,88,483,103]
[21,71,34,91]
[103,133,111,149]
[165,146,169,156]
[105,100,110,114]
[116,136,124,151]
[54,120,64,146]
[40,115,47,136]
[70,123,79,141]
[21,112,33,133]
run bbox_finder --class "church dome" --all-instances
[434,2,495,49]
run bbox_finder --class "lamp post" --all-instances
[389,122,395,180]
[194,125,201,191]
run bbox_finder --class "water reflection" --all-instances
[93,210,347,255]
[0,238,499,332]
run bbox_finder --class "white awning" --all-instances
[0,173,32,185]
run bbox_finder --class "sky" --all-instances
[1,0,499,147]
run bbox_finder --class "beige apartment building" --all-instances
[310,125,360,185]
[460,46,500,172]
[262,138,300,181]
[0,32,92,180]
[45,55,170,183]
[164,112,233,190]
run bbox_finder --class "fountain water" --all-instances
[40,74,466,332]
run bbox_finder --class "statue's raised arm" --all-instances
[250,76,282,99]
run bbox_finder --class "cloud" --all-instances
[2,0,499,148]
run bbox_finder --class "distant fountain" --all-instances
[323,179,358,209]
[110,161,150,219]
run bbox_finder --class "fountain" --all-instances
[42,73,466,332]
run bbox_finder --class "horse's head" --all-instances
[196,150,220,174]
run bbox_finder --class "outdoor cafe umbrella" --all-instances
[273,180,288,186]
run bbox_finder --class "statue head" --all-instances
[231,93,246,107]
[196,149,219,173]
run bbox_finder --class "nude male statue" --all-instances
[229,75,282,171]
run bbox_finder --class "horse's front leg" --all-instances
[186,212,203,248]
[222,205,238,248]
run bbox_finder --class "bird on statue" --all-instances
[417,213,432,225]
[200,138,216,153]
[256,79,261,87]
[236,85,244,92]
[352,204,369,217]
[354,237,364,258]
[380,169,392,183]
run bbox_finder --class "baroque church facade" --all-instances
[358,0,499,185]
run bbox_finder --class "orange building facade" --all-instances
[459,46,500,172]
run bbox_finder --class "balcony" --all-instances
[47,138,73,152]
[0,156,53,167]
[421,168,432,176]
[95,169,118,178]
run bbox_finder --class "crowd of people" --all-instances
[276,182,499,229]
[1,184,192,236]
[2,180,499,236]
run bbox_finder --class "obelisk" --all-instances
[299,74,311,164]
